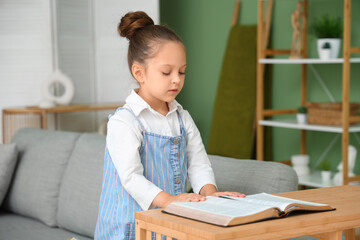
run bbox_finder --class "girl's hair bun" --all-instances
[118,11,154,39]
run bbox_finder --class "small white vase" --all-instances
[38,99,56,108]
[41,69,75,106]
[321,171,331,182]
[296,113,307,124]
[317,39,341,59]
[291,154,310,177]
[293,166,310,177]
[319,49,331,60]
[291,154,310,166]
[333,171,356,185]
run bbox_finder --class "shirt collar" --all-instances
[126,89,183,116]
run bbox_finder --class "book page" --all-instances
[170,196,275,218]
[226,193,329,211]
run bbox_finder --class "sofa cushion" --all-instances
[0,143,18,206]
[208,155,298,195]
[57,133,105,238]
[0,212,92,240]
[3,128,80,227]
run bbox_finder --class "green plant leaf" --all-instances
[311,14,343,39]
[297,106,308,113]
[320,160,331,171]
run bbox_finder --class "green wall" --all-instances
[160,0,257,144]
[160,0,360,172]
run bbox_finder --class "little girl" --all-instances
[94,11,245,240]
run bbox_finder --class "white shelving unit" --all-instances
[260,119,360,133]
[298,171,360,188]
[259,58,360,64]
[256,0,360,187]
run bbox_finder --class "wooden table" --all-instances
[135,185,360,240]
[2,103,122,143]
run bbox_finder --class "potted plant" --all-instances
[291,154,310,176]
[297,106,308,124]
[320,160,332,182]
[319,42,331,60]
[311,14,342,59]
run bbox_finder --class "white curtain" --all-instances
[0,0,159,142]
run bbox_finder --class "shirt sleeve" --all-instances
[106,113,163,210]
[181,110,217,194]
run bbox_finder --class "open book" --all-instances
[162,193,335,226]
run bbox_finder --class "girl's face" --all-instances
[134,41,186,113]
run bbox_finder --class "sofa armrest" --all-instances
[208,155,298,195]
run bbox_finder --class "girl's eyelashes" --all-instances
[161,71,185,76]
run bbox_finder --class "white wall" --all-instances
[0,0,54,142]
[54,0,97,132]
[94,0,159,103]
[93,0,159,126]
[0,0,159,142]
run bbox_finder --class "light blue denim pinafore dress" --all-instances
[94,107,187,240]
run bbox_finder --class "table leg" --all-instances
[136,220,147,240]
[41,111,47,129]
[344,229,356,240]
[326,231,343,240]
[2,110,6,144]
[146,230,152,239]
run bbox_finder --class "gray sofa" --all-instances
[0,128,298,240]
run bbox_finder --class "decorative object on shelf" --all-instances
[311,14,342,59]
[319,42,331,60]
[289,1,306,59]
[291,154,310,177]
[317,38,341,59]
[333,145,357,185]
[319,159,332,182]
[296,106,308,124]
[38,69,75,108]
[307,102,360,126]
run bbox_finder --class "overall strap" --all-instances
[176,110,186,134]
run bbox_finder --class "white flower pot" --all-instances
[321,171,331,182]
[319,49,331,60]
[293,166,310,177]
[317,39,341,59]
[291,155,310,177]
[291,154,309,166]
[296,113,307,124]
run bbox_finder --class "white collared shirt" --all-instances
[106,90,216,210]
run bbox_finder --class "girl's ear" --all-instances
[131,63,144,84]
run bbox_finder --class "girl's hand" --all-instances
[199,184,246,198]
[169,193,206,204]
[152,192,206,208]
[209,191,246,198]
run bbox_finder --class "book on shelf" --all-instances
[162,193,335,227]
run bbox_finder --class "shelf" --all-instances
[3,103,123,113]
[298,171,360,188]
[259,58,360,64]
[256,0,356,186]
[2,103,123,144]
[259,119,360,133]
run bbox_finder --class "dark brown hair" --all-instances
[118,11,184,72]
